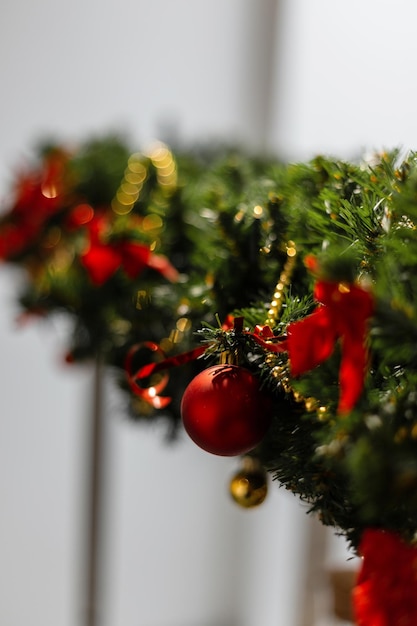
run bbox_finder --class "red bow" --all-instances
[353,529,417,626]
[80,215,178,285]
[287,280,374,413]
[0,151,68,259]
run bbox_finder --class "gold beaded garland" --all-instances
[265,240,297,327]
[264,241,329,422]
[112,153,147,216]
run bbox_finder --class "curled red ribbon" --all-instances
[125,317,285,408]
[124,342,172,409]
[353,529,417,626]
[287,280,374,413]
[125,342,207,408]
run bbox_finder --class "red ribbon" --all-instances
[250,324,287,353]
[125,342,207,408]
[125,317,286,408]
[353,529,417,626]
[80,214,178,285]
[124,342,172,409]
[0,150,68,259]
[287,280,374,413]
[223,315,286,353]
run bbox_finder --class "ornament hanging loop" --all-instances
[219,349,239,365]
[219,315,244,365]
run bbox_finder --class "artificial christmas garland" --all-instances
[2,136,417,623]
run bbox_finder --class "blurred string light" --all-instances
[111,153,147,216]
[117,144,189,359]
[111,141,177,217]
[147,141,177,191]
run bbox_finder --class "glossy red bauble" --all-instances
[181,364,272,456]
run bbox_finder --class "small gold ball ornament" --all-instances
[229,457,268,508]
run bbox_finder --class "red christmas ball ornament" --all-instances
[181,364,272,456]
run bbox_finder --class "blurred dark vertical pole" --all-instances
[84,353,105,626]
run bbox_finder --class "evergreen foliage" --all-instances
[3,137,417,549]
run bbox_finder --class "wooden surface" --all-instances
[329,568,357,623]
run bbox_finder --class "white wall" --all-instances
[271,0,417,161]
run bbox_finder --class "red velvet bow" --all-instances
[80,215,178,285]
[286,280,374,413]
[0,151,68,259]
[353,529,417,626]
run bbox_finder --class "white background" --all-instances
[1,1,416,625]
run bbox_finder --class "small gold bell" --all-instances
[229,456,268,508]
